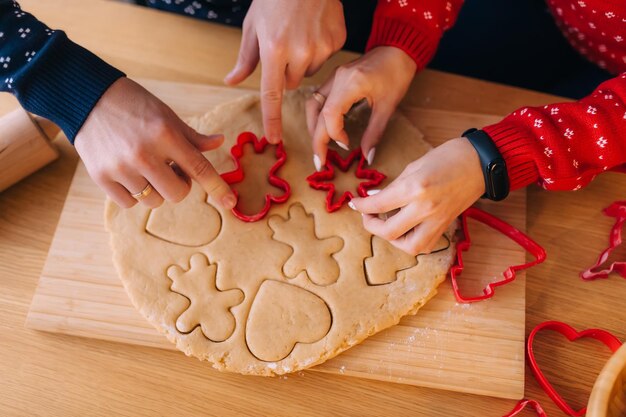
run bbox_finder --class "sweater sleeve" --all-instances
[0,1,125,143]
[482,73,626,191]
[366,0,463,70]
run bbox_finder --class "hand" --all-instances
[75,77,236,210]
[224,0,346,144]
[306,46,416,171]
[349,138,485,255]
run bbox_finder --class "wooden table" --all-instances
[1,1,624,415]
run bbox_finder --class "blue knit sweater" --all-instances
[1,1,249,143]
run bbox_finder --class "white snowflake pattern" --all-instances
[544,147,553,157]
[573,185,582,191]
[24,51,35,62]
[573,159,579,168]
[534,118,544,128]
[578,0,586,7]
[589,22,596,29]
[605,11,615,19]
[520,108,528,116]
[398,0,408,7]
[597,137,607,148]
[587,105,597,114]
[564,128,574,139]
[551,107,560,115]
[544,178,554,185]
[616,36,624,43]
[4,77,13,89]
[207,10,218,19]
[18,27,30,38]
[423,11,432,20]
[0,56,10,69]
[604,94,614,99]
[593,123,599,128]
[445,1,452,11]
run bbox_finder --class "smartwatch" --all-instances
[462,128,509,201]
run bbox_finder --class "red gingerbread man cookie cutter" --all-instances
[220,132,291,222]
[306,148,386,213]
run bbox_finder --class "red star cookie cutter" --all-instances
[581,200,626,280]
[527,321,622,416]
[450,207,547,303]
[220,132,290,222]
[502,399,547,417]
[306,148,386,213]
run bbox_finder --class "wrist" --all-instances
[456,137,486,198]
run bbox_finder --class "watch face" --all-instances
[487,160,508,201]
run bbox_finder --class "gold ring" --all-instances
[131,183,153,201]
[312,91,326,107]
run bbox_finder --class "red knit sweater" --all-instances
[366,0,626,191]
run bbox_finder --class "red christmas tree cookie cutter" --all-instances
[581,200,626,280]
[306,148,386,213]
[527,321,622,416]
[220,132,290,222]
[450,207,547,303]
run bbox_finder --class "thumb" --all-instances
[183,124,225,152]
[224,29,260,85]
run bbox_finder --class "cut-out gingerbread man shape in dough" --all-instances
[268,204,344,286]
[167,253,244,342]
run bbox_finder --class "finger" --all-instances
[285,60,308,90]
[144,162,191,203]
[349,179,411,214]
[169,136,237,210]
[361,103,395,165]
[182,124,225,153]
[307,73,334,141]
[312,116,331,170]
[360,203,425,241]
[99,180,137,209]
[122,175,164,209]
[320,80,366,149]
[224,27,260,85]
[260,48,286,144]
[389,220,440,256]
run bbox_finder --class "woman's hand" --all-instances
[349,137,485,255]
[306,46,416,171]
[75,77,236,210]
[224,0,346,144]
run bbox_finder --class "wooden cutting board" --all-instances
[26,79,527,400]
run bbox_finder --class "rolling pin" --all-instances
[0,107,60,192]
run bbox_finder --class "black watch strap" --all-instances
[462,128,510,201]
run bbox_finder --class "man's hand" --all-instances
[75,77,236,210]
[349,138,485,255]
[224,0,346,144]
[306,46,416,170]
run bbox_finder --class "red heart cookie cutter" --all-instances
[502,399,547,417]
[527,321,623,417]
[450,207,547,303]
[220,132,290,222]
[306,148,386,213]
[581,200,626,280]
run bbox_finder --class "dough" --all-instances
[105,90,456,375]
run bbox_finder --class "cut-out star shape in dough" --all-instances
[167,253,244,342]
[268,204,344,286]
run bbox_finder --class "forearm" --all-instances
[366,0,463,70]
[483,74,626,191]
[1,1,125,142]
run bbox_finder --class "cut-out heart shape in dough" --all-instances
[146,184,221,247]
[246,280,332,362]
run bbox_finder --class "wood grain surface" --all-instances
[1,0,625,416]
[25,80,527,399]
